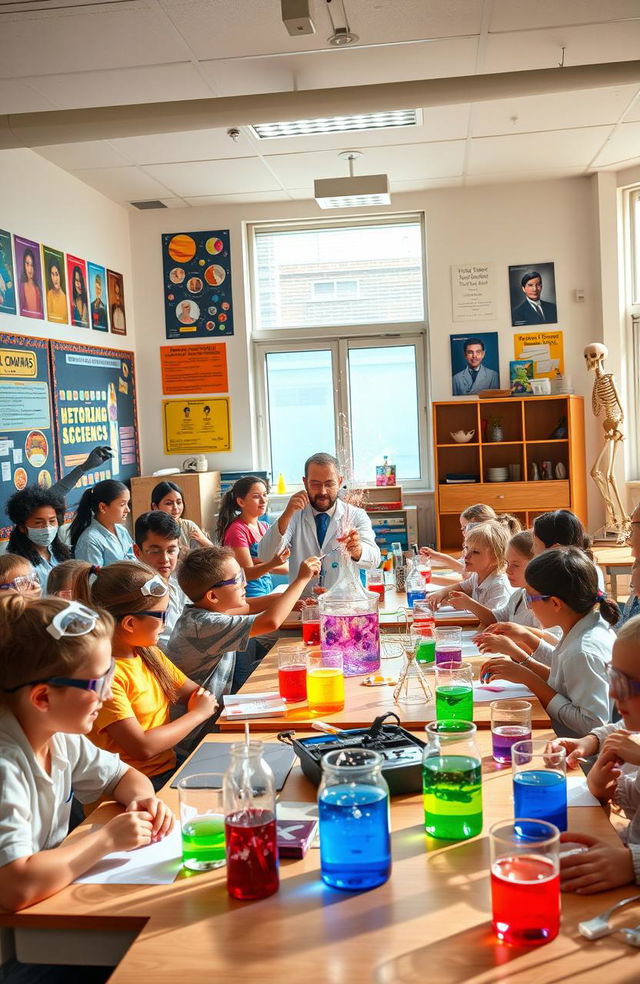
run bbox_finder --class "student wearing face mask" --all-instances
[6,487,71,590]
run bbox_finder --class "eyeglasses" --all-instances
[118,610,168,624]
[3,659,115,701]
[140,574,169,597]
[46,602,99,640]
[210,570,246,590]
[607,664,640,701]
[525,593,552,604]
[0,574,40,593]
[142,546,180,558]
[307,481,338,492]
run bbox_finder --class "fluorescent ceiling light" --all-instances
[251,109,419,139]
[314,173,391,209]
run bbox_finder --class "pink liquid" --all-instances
[435,645,462,666]
[225,809,279,901]
[278,665,307,702]
[321,612,380,677]
[367,583,385,601]
[302,621,321,645]
[491,856,560,945]
[419,569,432,584]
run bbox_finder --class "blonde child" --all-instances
[420,503,498,574]
[77,561,218,788]
[427,520,514,612]
[480,548,617,738]
[46,559,91,599]
[0,595,172,911]
[451,530,536,626]
[0,553,41,599]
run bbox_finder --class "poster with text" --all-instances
[107,269,127,335]
[160,343,228,395]
[162,230,234,340]
[450,263,496,321]
[163,397,231,454]
[0,334,57,539]
[0,230,16,316]
[88,262,108,332]
[513,330,564,379]
[14,235,44,320]
[42,246,69,325]
[66,254,90,328]
[49,341,140,511]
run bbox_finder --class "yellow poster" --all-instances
[513,330,564,379]
[163,397,231,454]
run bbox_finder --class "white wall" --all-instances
[131,175,606,529]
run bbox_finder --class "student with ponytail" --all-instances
[481,547,617,738]
[0,594,172,911]
[77,561,218,786]
[6,486,71,589]
[217,475,289,598]
[70,479,135,566]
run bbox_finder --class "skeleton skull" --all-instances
[584,343,608,370]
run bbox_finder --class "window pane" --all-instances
[254,221,424,329]
[348,345,421,481]
[265,350,336,481]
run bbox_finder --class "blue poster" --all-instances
[0,333,57,539]
[0,230,16,316]
[162,230,234,340]
[49,340,140,511]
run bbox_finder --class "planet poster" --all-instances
[162,230,234,340]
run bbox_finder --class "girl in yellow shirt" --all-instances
[78,561,217,789]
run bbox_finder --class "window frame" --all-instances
[623,186,640,479]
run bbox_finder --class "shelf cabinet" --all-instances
[432,395,586,551]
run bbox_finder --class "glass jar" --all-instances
[318,748,391,891]
[318,553,380,677]
[422,720,483,840]
[223,741,279,900]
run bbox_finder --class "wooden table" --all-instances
[4,729,639,983]
[218,634,549,733]
[592,545,634,600]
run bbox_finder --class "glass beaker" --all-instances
[178,774,225,871]
[318,748,391,891]
[423,720,482,840]
[307,650,345,713]
[393,632,433,705]
[435,626,462,666]
[366,568,386,603]
[512,740,567,832]
[318,553,380,676]
[435,660,473,722]
[223,741,279,900]
[490,819,560,946]
[301,604,321,646]
[278,648,307,703]
[490,700,532,764]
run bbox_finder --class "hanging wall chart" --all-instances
[162,230,234,340]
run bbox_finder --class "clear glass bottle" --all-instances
[406,557,427,609]
[422,721,483,840]
[318,552,380,677]
[223,741,279,900]
[318,748,391,891]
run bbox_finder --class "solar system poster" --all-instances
[162,230,234,340]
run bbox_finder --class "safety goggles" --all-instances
[210,569,246,590]
[140,574,169,598]
[4,659,115,701]
[607,664,640,701]
[118,609,168,624]
[0,574,40,593]
[525,592,552,604]
[46,602,99,640]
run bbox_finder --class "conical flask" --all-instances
[318,550,380,677]
[393,633,433,705]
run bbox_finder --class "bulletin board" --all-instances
[49,340,141,510]
[0,333,57,539]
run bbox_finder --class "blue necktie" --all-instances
[315,512,330,547]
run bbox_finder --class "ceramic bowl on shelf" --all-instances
[450,429,475,443]
[487,466,509,482]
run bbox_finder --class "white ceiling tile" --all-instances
[36,141,132,170]
[26,63,212,111]
[624,96,640,123]
[467,126,612,174]
[70,166,173,203]
[141,157,281,197]
[184,191,292,205]
[483,21,640,74]
[464,167,587,185]
[489,0,640,33]
[109,127,255,165]
[0,78,58,113]
[390,177,464,190]
[591,122,640,168]
[470,86,640,137]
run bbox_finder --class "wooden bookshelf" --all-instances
[432,395,587,551]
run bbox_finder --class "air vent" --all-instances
[130,200,167,210]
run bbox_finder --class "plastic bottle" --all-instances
[405,557,427,609]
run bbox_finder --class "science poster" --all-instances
[162,397,231,454]
[88,262,108,332]
[42,246,69,325]
[162,230,234,340]
[66,254,90,328]
[107,269,126,335]
[49,341,140,511]
[0,334,57,539]
[14,235,44,320]
[160,343,228,395]
[513,330,564,379]
[0,230,16,316]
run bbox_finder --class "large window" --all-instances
[626,187,640,478]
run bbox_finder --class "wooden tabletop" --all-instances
[4,729,639,983]
[218,634,549,733]
[592,544,634,568]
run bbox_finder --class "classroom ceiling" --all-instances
[1,0,640,207]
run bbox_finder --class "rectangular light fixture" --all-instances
[314,174,391,209]
[251,109,419,140]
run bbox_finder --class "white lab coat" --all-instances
[258,498,381,596]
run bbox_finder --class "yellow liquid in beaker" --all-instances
[307,667,345,713]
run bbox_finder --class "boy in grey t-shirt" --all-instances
[169,546,320,700]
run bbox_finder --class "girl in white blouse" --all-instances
[428,521,514,613]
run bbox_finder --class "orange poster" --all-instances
[160,343,228,395]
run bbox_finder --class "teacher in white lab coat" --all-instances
[258,452,380,595]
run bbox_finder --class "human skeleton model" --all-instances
[584,343,631,542]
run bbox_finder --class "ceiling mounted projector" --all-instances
[314,152,391,209]
[281,0,315,36]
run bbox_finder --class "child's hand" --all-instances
[426,590,447,611]
[298,556,321,580]
[188,686,218,722]
[547,734,599,769]
[586,754,621,800]
[448,590,470,611]
[104,810,153,852]
[476,633,527,662]
[481,621,527,640]
[560,833,634,894]
[479,657,527,684]
[601,730,640,767]
[271,547,290,567]
[126,797,174,840]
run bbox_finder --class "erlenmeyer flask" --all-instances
[393,633,433,706]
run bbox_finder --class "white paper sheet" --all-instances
[567,775,600,807]
[473,680,535,702]
[75,825,182,885]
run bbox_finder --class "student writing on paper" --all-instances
[0,595,173,911]
[480,549,616,738]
